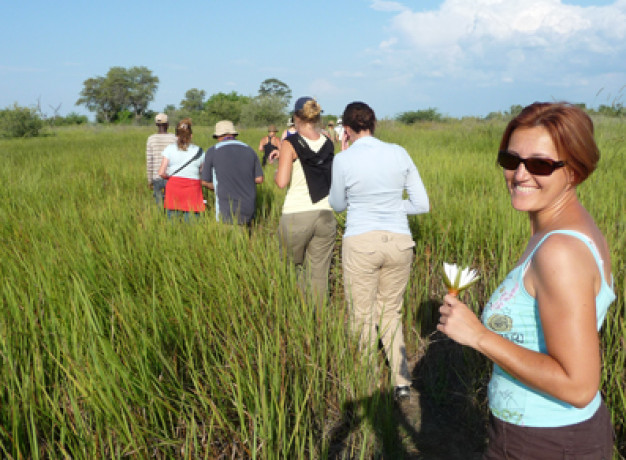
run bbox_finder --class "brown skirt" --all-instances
[483,401,614,460]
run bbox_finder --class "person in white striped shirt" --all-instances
[146,113,176,205]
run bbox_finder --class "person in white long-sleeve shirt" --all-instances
[329,101,429,401]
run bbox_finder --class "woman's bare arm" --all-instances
[438,235,601,407]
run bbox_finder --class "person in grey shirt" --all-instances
[329,101,429,402]
[202,120,263,225]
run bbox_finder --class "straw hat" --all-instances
[213,120,239,138]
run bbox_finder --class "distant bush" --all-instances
[0,103,44,138]
[396,108,443,124]
[48,112,89,127]
[240,95,287,128]
[595,103,625,117]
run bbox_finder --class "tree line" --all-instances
[2,65,624,138]
[75,67,293,128]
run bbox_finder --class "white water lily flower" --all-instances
[443,262,480,296]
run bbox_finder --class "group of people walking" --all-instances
[146,99,616,458]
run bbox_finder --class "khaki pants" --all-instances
[279,210,337,305]
[343,231,414,387]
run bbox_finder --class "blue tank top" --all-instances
[482,230,615,427]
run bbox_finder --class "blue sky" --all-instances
[2,0,625,120]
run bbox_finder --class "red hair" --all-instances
[499,102,599,185]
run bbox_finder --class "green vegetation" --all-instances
[166,81,290,129]
[1,120,624,458]
[76,66,158,122]
[396,108,444,124]
[0,103,44,138]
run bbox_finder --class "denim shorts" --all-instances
[483,401,614,459]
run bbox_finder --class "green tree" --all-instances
[205,91,251,125]
[126,66,159,120]
[76,76,115,122]
[240,94,287,127]
[258,78,291,107]
[76,66,158,122]
[180,88,206,113]
[0,103,44,138]
[507,104,523,117]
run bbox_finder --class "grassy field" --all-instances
[0,120,624,459]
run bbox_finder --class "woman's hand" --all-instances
[268,149,279,163]
[437,294,486,349]
[341,131,350,151]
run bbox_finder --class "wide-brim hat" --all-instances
[213,120,238,138]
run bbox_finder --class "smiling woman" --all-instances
[437,102,616,459]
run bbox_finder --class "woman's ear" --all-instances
[566,166,579,186]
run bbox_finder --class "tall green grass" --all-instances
[0,121,623,458]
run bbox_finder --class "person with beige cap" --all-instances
[146,112,176,205]
[258,125,281,166]
[201,120,264,225]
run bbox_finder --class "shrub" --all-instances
[0,103,44,138]
[240,95,287,128]
[48,112,89,127]
[396,108,443,124]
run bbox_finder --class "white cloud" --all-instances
[375,0,626,84]
[379,37,398,49]
[370,0,408,12]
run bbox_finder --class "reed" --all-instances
[0,120,623,458]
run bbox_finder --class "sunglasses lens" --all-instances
[497,151,562,176]
[524,159,553,175]
[497,151,520,170]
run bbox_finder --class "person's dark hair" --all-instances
[499,102,599,185]
[175,118,193,151]
[342,102,376,134]
[294,99,322,124]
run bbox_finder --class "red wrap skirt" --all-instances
[164,177,205,212]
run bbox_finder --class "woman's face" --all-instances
[503,126,572,214]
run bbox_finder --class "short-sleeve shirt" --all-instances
[146,133,176,183]
[162,143,204,179]
[202,140,263,224]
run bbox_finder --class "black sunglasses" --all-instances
[497,150,566,176]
